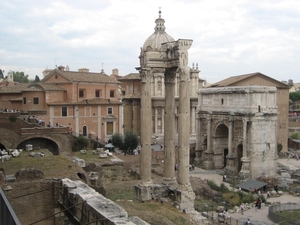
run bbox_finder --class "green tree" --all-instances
[13,71,29,83]
[123,130,139,155]
[34,75,40,82]
[290,92,300,103]
[0,69,3,78]
[73,136,88,151]
[111,133,124,149]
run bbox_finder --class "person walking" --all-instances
[240,203,244,215]
[246,218,251,224]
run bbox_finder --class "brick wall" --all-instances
[4,180,63,225]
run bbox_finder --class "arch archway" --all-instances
[0,143,6,150]
[214,124,229,169]
[17,138,59,155]
[83,126,87,137]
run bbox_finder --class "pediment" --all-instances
[42,71,70,83]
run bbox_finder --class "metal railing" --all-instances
[0,188,21,225]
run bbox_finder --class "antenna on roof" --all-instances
[101,62,105,73]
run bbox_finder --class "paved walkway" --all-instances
[190,158,300,225]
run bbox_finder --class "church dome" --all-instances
[142,11,174,51]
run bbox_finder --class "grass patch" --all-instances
[1,150,82,179]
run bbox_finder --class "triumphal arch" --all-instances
[194,86,278,179]
[134,11,195,210]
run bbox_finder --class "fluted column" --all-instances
[242,118,247,157]
[191,106,196,134]
[162,107,165,133]
[177,65,192,189]
[163,67,177,186]
[239,118,250,180]
[139,69,153,187]
[154,107,158,134]
[194,114,202,166]
[204,114,214,169]
[207,115,212,152]
[228,116,233,156]
[225,115,236,175]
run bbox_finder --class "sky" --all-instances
[0,0,300,84]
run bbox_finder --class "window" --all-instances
[23,97,26,104]
[110,90,115,98]
[106,122,113,135]
[95,90,101,98]
[62,106,68,117]
[79,89,85,98]
[33,97,39,105]
[107,107,112,114]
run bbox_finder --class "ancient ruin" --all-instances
[135,10,195,210]
[194,86,278,179]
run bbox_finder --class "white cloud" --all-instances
[0,0,299,83]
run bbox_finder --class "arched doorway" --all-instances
[0,143,6,150]
[83,126,87,136]
[18,138,59,155]
[214,124,229,169]
[237,144,243,172]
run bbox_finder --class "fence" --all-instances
[268,203,300,225]
[0,188,21,225]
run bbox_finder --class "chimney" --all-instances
[78,68,89,73]
[112,68,119,76]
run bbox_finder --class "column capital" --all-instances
[178,66,190,81]
[164,67,177,83]
[140,69,152,83]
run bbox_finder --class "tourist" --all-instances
[267,191,271,198]
[246,218,251,225]
[240,203,244,215]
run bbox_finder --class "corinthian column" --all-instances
[177,65,192,189]
[139,69,153,187]
[163,67,177,187]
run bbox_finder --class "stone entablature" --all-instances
[195,86,278,179]
[198,86,277,114]
[60,179,150,225]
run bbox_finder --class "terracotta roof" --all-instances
[118,73,141,80]
[42,69,121,84]
[0,83,66,93]
[0,83,30,93]
[211,72,289,88]
[47,98,122,105]
[23,83,66,92]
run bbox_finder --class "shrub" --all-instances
[73,136,88,151]
[290,133,300,140]
[207,180,219,191]
[9,115,17,122]
[277,143,283,153]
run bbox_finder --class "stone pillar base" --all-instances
[203,160,214,170]
[238,170,250,181]
[224,166,237,176]
[173,188,195,211]
[193,157,202,167]
[162,177,178,189]
[134,185,152,202]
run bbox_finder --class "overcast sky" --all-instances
[1,0,299,84]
